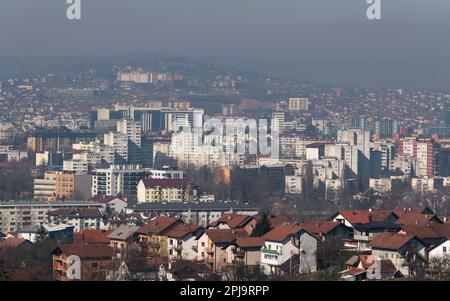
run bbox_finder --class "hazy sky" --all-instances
[0,0,449,60]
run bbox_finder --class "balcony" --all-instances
[261,247,282,255]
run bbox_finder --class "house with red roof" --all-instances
[165,223,204,261]
[260,223,319,275]
[197,228,249,271]
[330,209,398,229]
[226,237,265,267]
[137,178,199,203]
[52,243,113,281]
[208,213,257,235]
[299,220,352,243]
[136,215,183,257]
[369,232,426,276]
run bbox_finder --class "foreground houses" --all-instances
[369,232,427,276]
[166,223,203,261]
[108,225,140,259]
[52,244,113,281]
[260,223,318,275]
[197,228,249,271]
[136,216,183,257]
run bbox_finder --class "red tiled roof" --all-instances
[55,243,113,259]
[209,214,254,229]
[263,224,305,242]
[394,213,442,226]
[393,205,432,217]
[137,215,182,236]
[236,237,265,248]
[205,229,248,244]
[73,230,112,244]
[141,178,188,189]
[0,237,30,249]
[299,221,343,236]
[400,223,450,239]
[335,210,395,224]
[369,232,417,251]
[165,224,203,239]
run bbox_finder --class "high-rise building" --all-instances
[399,138,440,177]
[91,165,148,197]
[288,97,309,111]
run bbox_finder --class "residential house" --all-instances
[229,237,265,267]
[90,195,128,213]
[136,215,183,257]
[299,220,352,243]
[52,243,113,281]
[197,228,248,271]
[352,222,402,250]
[208,214,257,235]
[166,223,204,261]
[330,209,398,229]
[369,232,426,276]
[260,224,319,275]
[108,225,140,259]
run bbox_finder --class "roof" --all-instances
[394,213,442,226]
[369,233,418,251]
[137,215,182,236]
[0,237,31,249]
[53,243,113,259]
[73,230,112,244]
[235,237,265,248]
[107,225,140,241]
[300,221,344,236]
[49,208,103,219]
[263,223,318,242]
[342,268,366,276]
[205,229,248,244]
[334,210,396,225]
[141,178,188,189]
[89,195,126,204]
[165,223,203,239]
[209,214,254,229]
[393,205,432,217]
[132,201,259,213]
[400,223,450,239]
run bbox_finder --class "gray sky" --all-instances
[1,1,450,88]
[0,0,449,60]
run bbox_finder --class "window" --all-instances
[201,242,205,247]
[444,246,447,253]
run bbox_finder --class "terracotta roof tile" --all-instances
[236,237,265,248]
[54,243,113,259]
[369,232,417,251]
[205,229,248,244]
[137,215,182,236]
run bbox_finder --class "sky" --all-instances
[0,0,450,87]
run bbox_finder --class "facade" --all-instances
[130,202,259,227]
[91,164,148,197]
[136,178,196,203]
[288,97,309,111]
[0,200,103,235]
[260,224,318,275]
[52,244,113,281]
